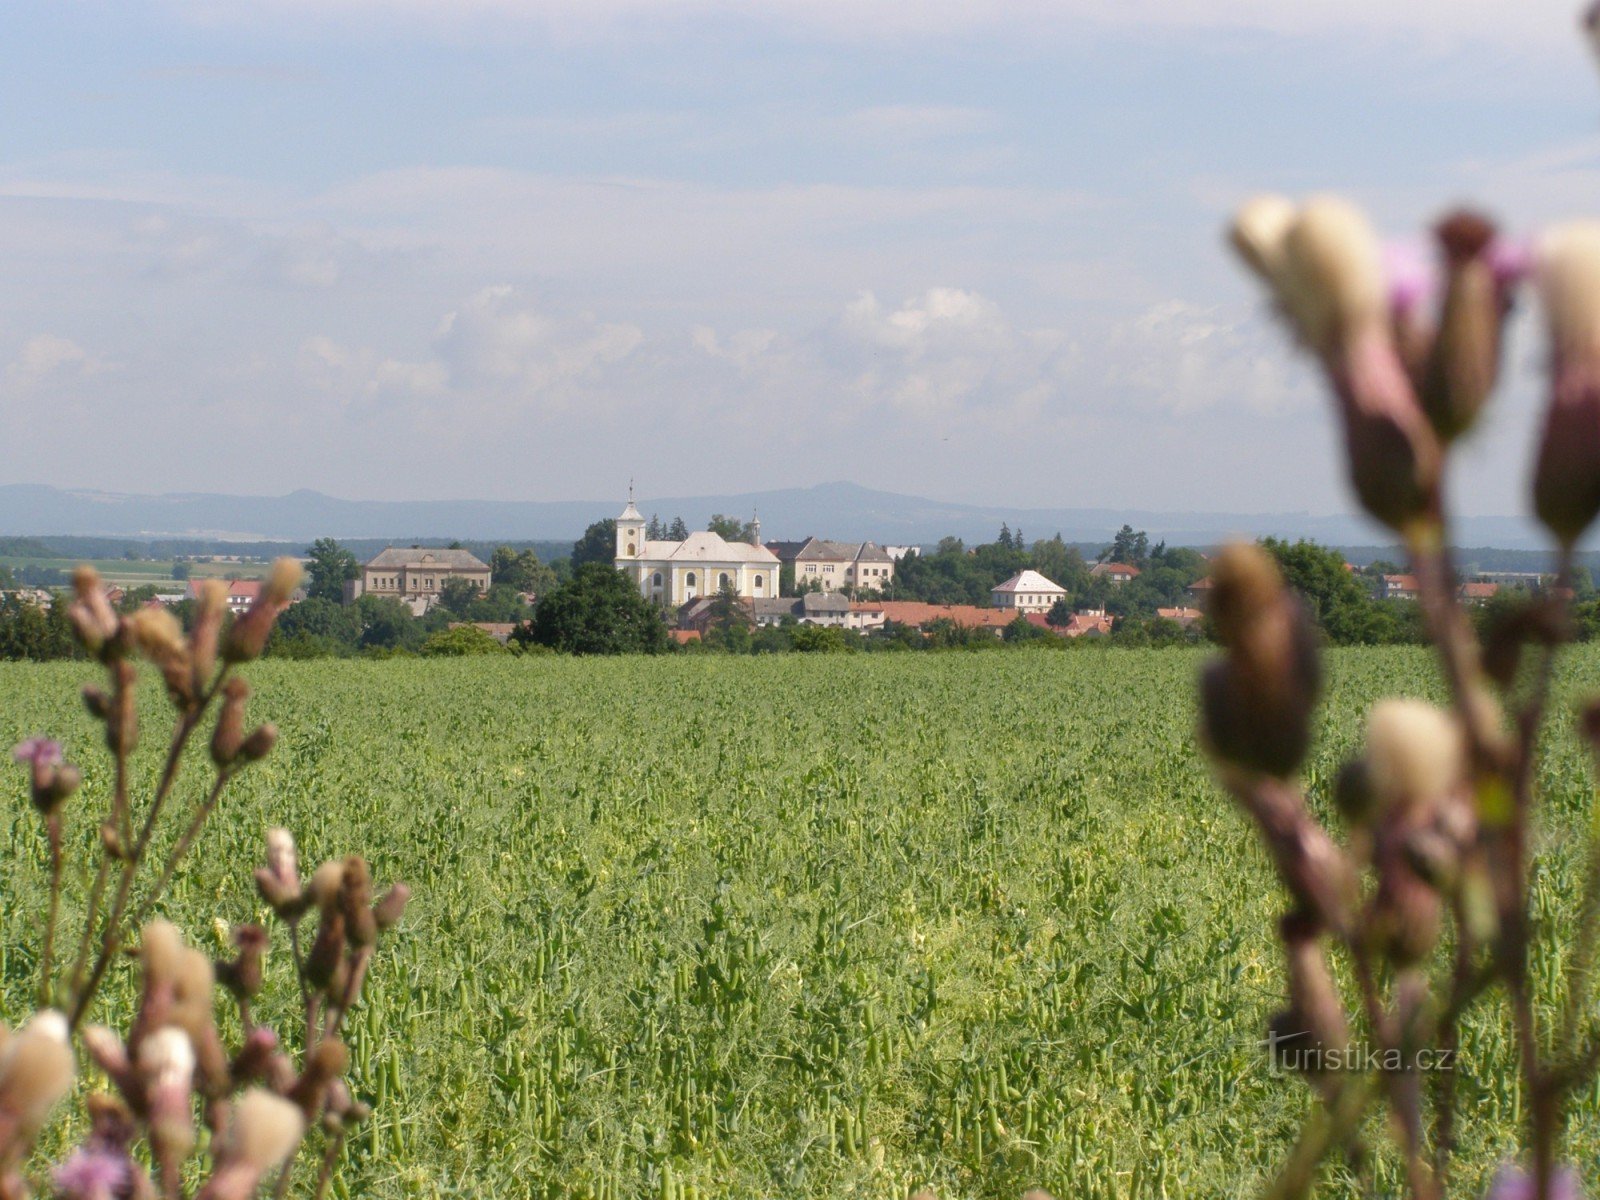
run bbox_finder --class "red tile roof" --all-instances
[875,602,1014,630]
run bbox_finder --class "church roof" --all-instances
[618,499,643,521]
[641,531,779,564]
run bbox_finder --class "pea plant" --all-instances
[3,563,409,1200]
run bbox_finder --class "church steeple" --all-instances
[616,482,646,560]
[750,508,761,546]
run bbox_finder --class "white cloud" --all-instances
[4,334,100,388]
[434,285,643,394]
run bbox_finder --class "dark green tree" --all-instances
[305,538,360,603]
[438,576,481,617]
[523,563,667,655]
[571,519,618,570]
[668,517,690,541]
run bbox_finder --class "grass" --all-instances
[0,557,271,588]
[0,649,1597,1198]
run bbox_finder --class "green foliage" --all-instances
[3,649,1587,1196]
[420,625,509,657]
[572,520,618,570]
[490,546,557,597]
[706,513,757,542]
[0,594,75,661]
[524,563,668,655]
[305,537,360,603]
[437,575,482,618]
[788,624,855,653]
[1261,537,1425,645]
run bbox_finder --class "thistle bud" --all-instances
[289,1039,349,1118]
[105,660,138,757]
[138,1027,196,1186]
[1419,210,1504,441]
[339,857,377,947]
[1229,194,1295,288]
[373,882,412,931]
[229,1027,280,1087]
[237,723,277,763]
[1533,221,1600,545]
[81,1025,132,1091]
[1365,699,1465,817]
[1278,196,1388,357]
[1200,543,1321,778]
[197,1089,305,1200]
[308,860,345,914]
[264,558,303,607]
[305,910,346,991]
[210,678,249,768]
[255,828,305,917]
[189,579,227,690]
[68,566,120,656]
[217,924,268,1000]
[0,1011,74,1140]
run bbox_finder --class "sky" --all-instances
[2,1,1599,517]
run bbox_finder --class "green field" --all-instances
[1,651,1598,1198]
[0,556,272,589]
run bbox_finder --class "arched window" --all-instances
[718,572,729,589]
[652,572,663,587]
[686,573,697,588]
[627,541,636,555]
[754,575,764,593]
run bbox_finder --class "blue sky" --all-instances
[1,1,1596,517]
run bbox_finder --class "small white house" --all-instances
[990,569,1068,614]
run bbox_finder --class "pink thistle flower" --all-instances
[54,1148,130,1200]
[1485,1164,1583,1200]
[11,738,62,768]
[1383,238,1438,318]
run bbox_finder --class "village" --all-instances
[2,493,1561,658]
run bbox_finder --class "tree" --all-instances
[1260,538,1420,645]
[571,519,618,570]
[353,595,423,652]
[269,597,360,657]
[1104,525,1150,566]
[646,514,664,540]
[668,517,690,541]
[523,563,668,655]
[171,562,192,581]
[437,576,481,617]
[490,547,555,598]
[1046,596,1074,627]
[707,514,751,542]
[304,538,359,603]
[420,625,507,656]
[0,594,75,661]
[997,523,1014,550]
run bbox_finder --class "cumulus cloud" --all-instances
[4,334,101,389]
[433,285,643,396]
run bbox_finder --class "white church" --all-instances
[614,493,781,608]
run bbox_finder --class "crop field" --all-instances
[2,650,1599,1198]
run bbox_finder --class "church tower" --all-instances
[616,484,646,561]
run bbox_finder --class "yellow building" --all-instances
[614,496,779,608]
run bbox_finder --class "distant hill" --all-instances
[0,481,1556,552]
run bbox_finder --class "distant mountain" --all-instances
[0,481,1554,550]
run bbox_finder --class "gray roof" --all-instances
[799,592,851,614]
[792,537,893,564]
[364,547,489,571]
[751,597,798,618]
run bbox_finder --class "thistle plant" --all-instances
[1,563,410,1199]
[1209,180,1600,1192]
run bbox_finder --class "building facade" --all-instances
[615,498,780,608]
[990,569,1067,613]
[344,547,491,614]
[769,537,896,593]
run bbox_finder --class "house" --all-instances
[990,570,1068,614]
[1091,562,1141,586]
[1378,574,1420,601]
[1060,610,1113,638]
[616,495,779,607]
[668,629,702,646]
[769,537,897,593]
[190,578,264,615]
[1186,576,1214,599]
[747,593,857,628]
[1458,582,1499,604]
[847,600,888,632]
[1156,606,1204,628]
[874,601,1016,636]
[344,547,492,615]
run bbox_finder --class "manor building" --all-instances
[614,496,780,608]
[344,546,491,615]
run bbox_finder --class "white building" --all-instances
[614,495,780,608]
[990,569,1068,614]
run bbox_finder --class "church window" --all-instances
[653,572,663,587]
[718,573,729,588]
[627,542,636,555]
[686,573,697,588]
[754,575,764,592]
